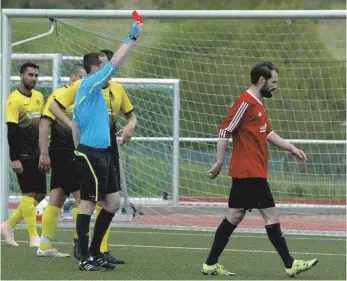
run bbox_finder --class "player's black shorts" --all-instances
[74,144,120,202]
[228,177,275,210]
[50,149,80,196]
[16,158,46,194]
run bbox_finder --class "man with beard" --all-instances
[1,62,46,248]
[201,61,318,278]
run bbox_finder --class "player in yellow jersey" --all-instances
[1,62,46,248]
[36,64,86,257]
[49,50,136,264]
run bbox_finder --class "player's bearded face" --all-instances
[260,80,274,98]
[21,68,38,90]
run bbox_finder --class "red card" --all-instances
[132,11,143,23]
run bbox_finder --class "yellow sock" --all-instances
[96,204,110,253]
[6,205,23,228]
[72,206,79,240]
[21,196,38,237]
[41,205,61,245]
[6,198,37,228]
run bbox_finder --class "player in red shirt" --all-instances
[201,62,318,278]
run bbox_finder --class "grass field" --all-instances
[1,227,346,280]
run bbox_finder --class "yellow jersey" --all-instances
[42,86,74,151]
[6,89,45,159]
[54,80,134,128]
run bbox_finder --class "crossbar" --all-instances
[2,9,347,19]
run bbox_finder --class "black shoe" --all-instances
[73,239,81,261]
[93,253,116,270]
[79,257,106,271]
[103,251,125,264]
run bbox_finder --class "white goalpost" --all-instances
[1,9,346,236]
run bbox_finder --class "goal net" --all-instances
[6,15,346,236]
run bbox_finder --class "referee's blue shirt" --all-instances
[73,61,117,149]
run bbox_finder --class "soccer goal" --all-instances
[1,9,346,236]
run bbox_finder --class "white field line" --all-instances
[7,240,345,257]
[52,228,346,241]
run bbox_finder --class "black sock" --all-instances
[76,214,91,261]
[205,217,237,265]
[89,208,115,257]
[265,223,294,268]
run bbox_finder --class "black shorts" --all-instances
[50,150,80,196]
[228,178,275,210]
[74,144,120,202]
[16,158,46,194]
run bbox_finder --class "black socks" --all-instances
[265,223,294,268]
[205,217,237,265]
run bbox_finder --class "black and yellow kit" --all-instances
[42,86,79,195]
[6,89,46,194]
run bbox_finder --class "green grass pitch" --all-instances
[1,227,345,280]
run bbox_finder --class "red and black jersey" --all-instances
[219,91,273,179]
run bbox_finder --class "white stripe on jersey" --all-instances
[225,102,249,132]
[218,128,226,138]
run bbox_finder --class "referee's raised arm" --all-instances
[110,22,143,69]
[83,22,143,96]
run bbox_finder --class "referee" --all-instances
[73,22,143,271]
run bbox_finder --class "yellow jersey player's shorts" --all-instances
[50,150,80,196]
[16,158,46,194]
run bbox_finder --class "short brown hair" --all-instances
[250,61,279,85]
[83,52,106,74]
[70,64,85,76]
[100,49,114,61]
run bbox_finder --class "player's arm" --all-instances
[205,139,229,179]
[71,122,80,149]
[39,117,52,173]
[49,84,78,128]
[6,99,23,174]
[267,131,307,163]
[39,96,56,172]
[49,100,72,129]
[119,112,137,145]
[206,100,249,179]
[118,86,136,145]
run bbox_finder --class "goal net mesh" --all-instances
[8,17,346,235]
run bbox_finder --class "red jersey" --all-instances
[218,91,273,179]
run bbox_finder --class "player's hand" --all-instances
[118,126,134,145]
[12,160,23,174]
[205,162,224,179]
[290,146,308,164]
[39,153,51,173]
